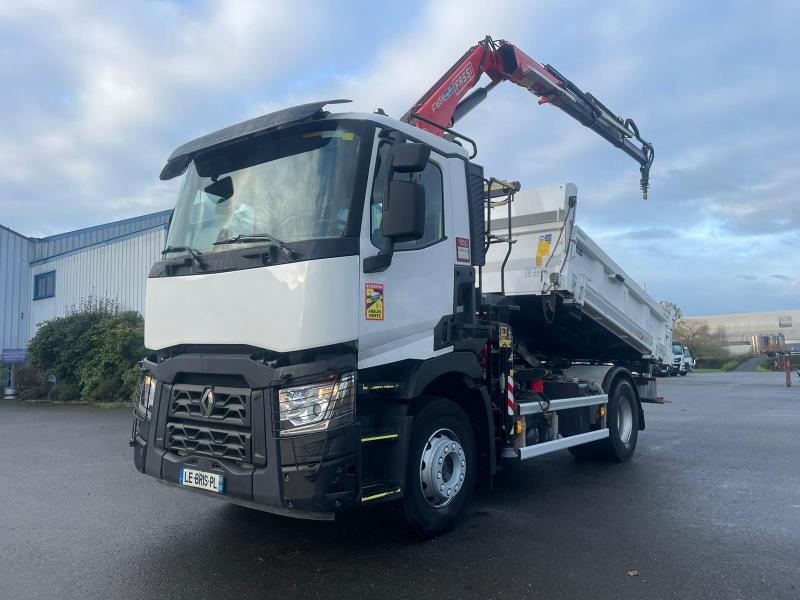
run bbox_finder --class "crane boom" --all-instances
[402,36,655,198]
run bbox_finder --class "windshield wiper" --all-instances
[162,245,206,268]
[212,233,300,258]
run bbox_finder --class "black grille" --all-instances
[166,384,252,463]
[166,422,251,463]
[169,384,249,426]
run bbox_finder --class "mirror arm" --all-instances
[363,239,394,273]
[364,146,399,274]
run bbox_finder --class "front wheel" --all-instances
[401,397,476,538]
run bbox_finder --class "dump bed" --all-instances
[482,184,672,365]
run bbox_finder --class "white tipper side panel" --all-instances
[145,256,359,352]
[483,184,672,364]
[357,143,464,369]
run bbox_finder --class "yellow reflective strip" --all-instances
[361,488,401,503]
[341,132,354,141]
[360,433,399,443]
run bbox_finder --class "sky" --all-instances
[0,0,798,316]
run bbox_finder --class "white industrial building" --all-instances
[683,310,800,355]
[0,211,171,365]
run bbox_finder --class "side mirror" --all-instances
[391,143,430,173]
[363,142,430,274]
[382,180,425,242]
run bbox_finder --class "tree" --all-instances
[659,300,683,321]
[672,319,728,359]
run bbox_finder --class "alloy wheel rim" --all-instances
[419,428,466,508]
[617,393,634,444]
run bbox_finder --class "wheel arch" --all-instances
[563,364,645,431]
[418,373,495,484]
[403,353,496,485]
[602,366,645,432]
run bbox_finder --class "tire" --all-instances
[569,378,639,462]
[679,371,687,376]
[401,397,476,538]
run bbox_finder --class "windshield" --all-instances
[673,342,684,354]
[165,122,364,254]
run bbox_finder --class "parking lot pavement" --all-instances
[1,371,798,600]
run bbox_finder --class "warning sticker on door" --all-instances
[535,233,552,267]
[456,237,471,263]
[365,283,384,320]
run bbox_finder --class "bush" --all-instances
[15,365,43,389]
[51,382,82,402]
[27,297,145,402]
[20,384,52,400]
[695,358,725,369]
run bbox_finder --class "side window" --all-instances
[33,271,56,300]
[370,142,445,251]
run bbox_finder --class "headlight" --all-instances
[278,372,355,436]
[134,372,156,421]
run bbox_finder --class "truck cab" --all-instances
[671,342,693,375]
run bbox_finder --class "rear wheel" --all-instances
[569,378,639,462]
[401,397,476,538]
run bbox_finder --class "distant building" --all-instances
[0,211,170,361]
[683,310,800,355]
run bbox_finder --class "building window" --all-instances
[33,271,56,300]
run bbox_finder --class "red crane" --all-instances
[402,36,654,198]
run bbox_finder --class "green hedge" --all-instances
[695,358,726,370]
[27,297,145,402]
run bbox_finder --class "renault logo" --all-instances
[200,388,215,417]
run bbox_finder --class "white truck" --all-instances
[131,36,665,536]
[669,342,694,375]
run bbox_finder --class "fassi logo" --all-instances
[431,63,475,112]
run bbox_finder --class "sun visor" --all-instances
[159,99,352,180]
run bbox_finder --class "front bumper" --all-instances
[131,350,360,516]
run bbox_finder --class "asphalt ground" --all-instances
[1,371,799,600]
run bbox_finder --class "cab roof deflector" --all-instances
[159,99,352,181]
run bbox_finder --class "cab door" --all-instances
[357,139,456,370]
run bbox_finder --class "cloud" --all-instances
[0,0,798,315]
[0,0,336,235]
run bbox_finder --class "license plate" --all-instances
[179,468,224,493]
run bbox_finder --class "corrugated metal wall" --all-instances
[28,227,166,338]
[1,226,32,351]
[31,210,171,262]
